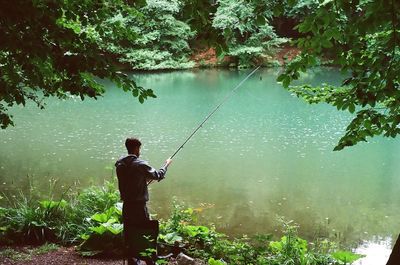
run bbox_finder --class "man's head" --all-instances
[125,137,141,156]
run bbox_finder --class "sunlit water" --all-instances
[0,68,398,263]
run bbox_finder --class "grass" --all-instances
[0,248,32,262]
[31,243,59,255]
[0,243,59,262]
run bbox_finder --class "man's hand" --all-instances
[165,157,172,168]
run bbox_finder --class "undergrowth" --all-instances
[0,181,363,264]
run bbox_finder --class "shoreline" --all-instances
[0,182,365,265]
[116,45,302,73]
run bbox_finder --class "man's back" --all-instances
[115,154,168,202]
[115,154,147,202]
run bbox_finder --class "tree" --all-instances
[277,0,400,150]
[212,0,287,67]
[119,0,196,70]
[0,0,155,129]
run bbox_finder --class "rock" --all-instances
[175,253,195,265]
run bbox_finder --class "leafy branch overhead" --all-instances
[0,0,155,129]
[278,0,400,150]
[0,0,289,129]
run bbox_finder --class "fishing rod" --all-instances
[149,65,261,185]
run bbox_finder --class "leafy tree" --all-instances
[0,0,155,129]
[212,0,287,67]
[278,0,400,150]
[281,0,319,17]
[118,0,196,70]
[179,0,221,48]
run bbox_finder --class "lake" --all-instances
[0,68,398,263]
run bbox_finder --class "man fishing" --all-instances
[113,67,259,264]
[115,137,172,265]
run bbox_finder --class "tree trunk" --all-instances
[386,234,400,265]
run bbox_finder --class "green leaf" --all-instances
[89,225,107,235]
[269,239,283,252]
[273,6,284,16]
[183,225,210,237]
[208,258,226,265]
[80,234,90,240]
[282,77,291,88]
[321,39,333,48]
[91,213,108,223]
[349,104,355,113]
[138,95,144,104]
[255,16,265,26]
[104,223,123,235]
[160,232,183,244]
[39,199,67,209]
[332,251,364,263]
[276,74,286,82]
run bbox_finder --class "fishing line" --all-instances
[148,65,261,185]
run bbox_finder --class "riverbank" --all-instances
[0,245,111,265]
[116,45,302,71]
[189,45,301,68]
[0,182,363,265]
[0,245,207,265]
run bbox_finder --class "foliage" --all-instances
[115,0,196,70]
[266,219,336,265]
[278,0,400,150]
[0,181,119,245]
[0,184,362,264]
[0,195,68,244]
[279,0,320,18]
[208,257,226,265]
[212,0,287,67]
[158,203,356,265]
[332,251,364,265]
[77,203,124,256]
[59,181,120,244]
[179,0,221,48]
[0,0,156,129]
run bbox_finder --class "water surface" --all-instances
[0,68,399,263]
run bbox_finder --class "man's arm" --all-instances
[139,158,172,182]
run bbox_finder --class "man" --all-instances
[115,137,172,265]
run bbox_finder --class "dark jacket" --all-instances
[115,154,167,202]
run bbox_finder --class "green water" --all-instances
[0,68,399,252]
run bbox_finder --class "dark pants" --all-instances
[123,201,150,225]
[122,201,157,265]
